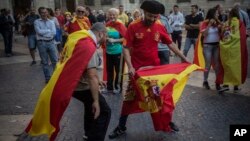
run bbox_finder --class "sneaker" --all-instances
[215,84,221,90]
[233,86,240,93]
[169,122,179,132]
[30,61,36,66]
[83,135,88,141]
[203,81,210,90]
[218,85,229,93]
[108,126,126,139]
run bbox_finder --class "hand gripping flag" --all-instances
[24,30,96,141]
[121,63,200,131]
[216,17,248,85]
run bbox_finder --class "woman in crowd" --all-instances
[104,8,127,94]
[200,8,222,91]
[217,8,248,93]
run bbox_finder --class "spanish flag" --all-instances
[194,21,208,69]
[216,18,248,85]
[121,63,200,131]
[25,30,96,141]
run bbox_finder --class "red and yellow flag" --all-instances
[216,18,248,85]
[25,30,96,141]
[121,63,200,131]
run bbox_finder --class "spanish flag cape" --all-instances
[193,20,209,69]
[216,17,248,85]
[25,30,96,141]
[106,20,127,37]
[67,17,91,34]
[121,63,200,131]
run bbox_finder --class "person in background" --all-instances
[233,3,250,36]
[86,7,97,25]
[23,8,40,65]
[215,4,228,23]
[218,8,248,93]
[200,8,222,91]
[62,12,72,48]
[132,9,141,21]
[158,3,173,65]
[183,4,203,57]
[96,10,106,23]
[168,5,185,50]
[104,8,127,94]
[34,7,58,83]
[0,8,14,57]
[65,6,91,34]
[118,5,129,26]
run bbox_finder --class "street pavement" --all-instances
[0,34,250,141]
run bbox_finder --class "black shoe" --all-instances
[30,61,36,66]
[108,126,126,139]
[218,85,229,93]
[203,81,210,90]
[169,122,179,132]
[233,86,240,93]
[216,84,221,90]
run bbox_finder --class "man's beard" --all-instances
[144,19,154,26]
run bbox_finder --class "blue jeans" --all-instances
[202,43,220,82]
[27,34,37,49]
[158,50,170,65]
[37,40,58,81]
[183,38,197,57]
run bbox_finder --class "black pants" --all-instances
[73,90,111,141]
[1,30,13,54]
[106,53,121,90]
[171,31,182,50]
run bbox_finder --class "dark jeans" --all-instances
[106,53,121,90]
[171,31,182,50]
[158,50,170,65]
[1,30,13,54]
[73,90,111,141]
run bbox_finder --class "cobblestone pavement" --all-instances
[0,35,250,141]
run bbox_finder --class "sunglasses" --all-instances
[77,10,85,13]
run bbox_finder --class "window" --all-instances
[84,0,94,6]
[177,0,191,2]
[129,0,135,3]
[101,0,112,5]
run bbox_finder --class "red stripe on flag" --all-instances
[49,38,96,141]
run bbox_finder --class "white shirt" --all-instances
[34,18,56,40]
[168,12,185,31]
[203,27,220,43]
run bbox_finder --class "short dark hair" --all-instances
[38,7,46,14]
[191,4,198,10]
[55,7,60,11]
[173,5,179,8]
[47,8,54,17]
[229,8,240,19]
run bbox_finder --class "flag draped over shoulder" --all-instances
[106,20,127,37]
[25,30,96,141]
[121,63,200,131]
[193,21,211,69]
[217,17,248,85]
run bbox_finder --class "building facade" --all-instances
[0,0,249,16]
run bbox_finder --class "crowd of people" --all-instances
[3,0,249,141]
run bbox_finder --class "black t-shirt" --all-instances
[185,14,203,38]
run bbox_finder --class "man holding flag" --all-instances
[21,23,111,141]
[109,0,195,139]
